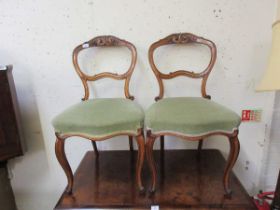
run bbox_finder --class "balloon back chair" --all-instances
[145,33,241,196]
[52,36,145,194]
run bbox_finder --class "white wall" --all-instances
[0,0,277,209]
[263,91,280,191]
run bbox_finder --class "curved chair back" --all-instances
[73,36,137,101]
[148,33,217,101]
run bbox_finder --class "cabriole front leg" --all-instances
[146,131,157,193]
[223,134,240,197]
[135,132,145,192]
[55,134,73,194]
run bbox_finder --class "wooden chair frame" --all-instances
[146,33,240,196]
[55,36,145,194]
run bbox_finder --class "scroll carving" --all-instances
[88,36,119,47]
[169,33,197,44]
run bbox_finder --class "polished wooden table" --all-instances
[55,149,256,210]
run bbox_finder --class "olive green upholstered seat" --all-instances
[52,98,144,138]
[145,97,241,136]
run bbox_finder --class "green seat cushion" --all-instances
[52,98,144,138]
[145,97,241,136]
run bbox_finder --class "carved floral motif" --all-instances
[169,33,197,44]
[91,36,118,46]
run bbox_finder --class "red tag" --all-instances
[242,110,251,121]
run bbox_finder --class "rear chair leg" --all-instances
[91,141,99,157]
[129,136,134,152]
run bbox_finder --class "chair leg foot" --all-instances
[224,189,233,199]
[55,135,73,194]
[136,133,145,192]
[149,187,156,194]
[146,132,157,193]
[223,135,240,197]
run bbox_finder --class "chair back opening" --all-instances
[148,33,217,101]
[73,36,137,101]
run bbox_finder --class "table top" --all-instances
[55,149,256,210]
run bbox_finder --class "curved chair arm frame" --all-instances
[148,33,217,101]
[73,35,137,101]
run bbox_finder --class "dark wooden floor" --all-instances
[55,149,256,210]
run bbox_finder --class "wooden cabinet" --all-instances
[0,65,24,161]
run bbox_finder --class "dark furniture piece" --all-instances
[0,65,24,161]
[52,36,145,194]
[145,33,241,196]
[54,149,256,210]
[272,170,280,209]
[0,162,17,210]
